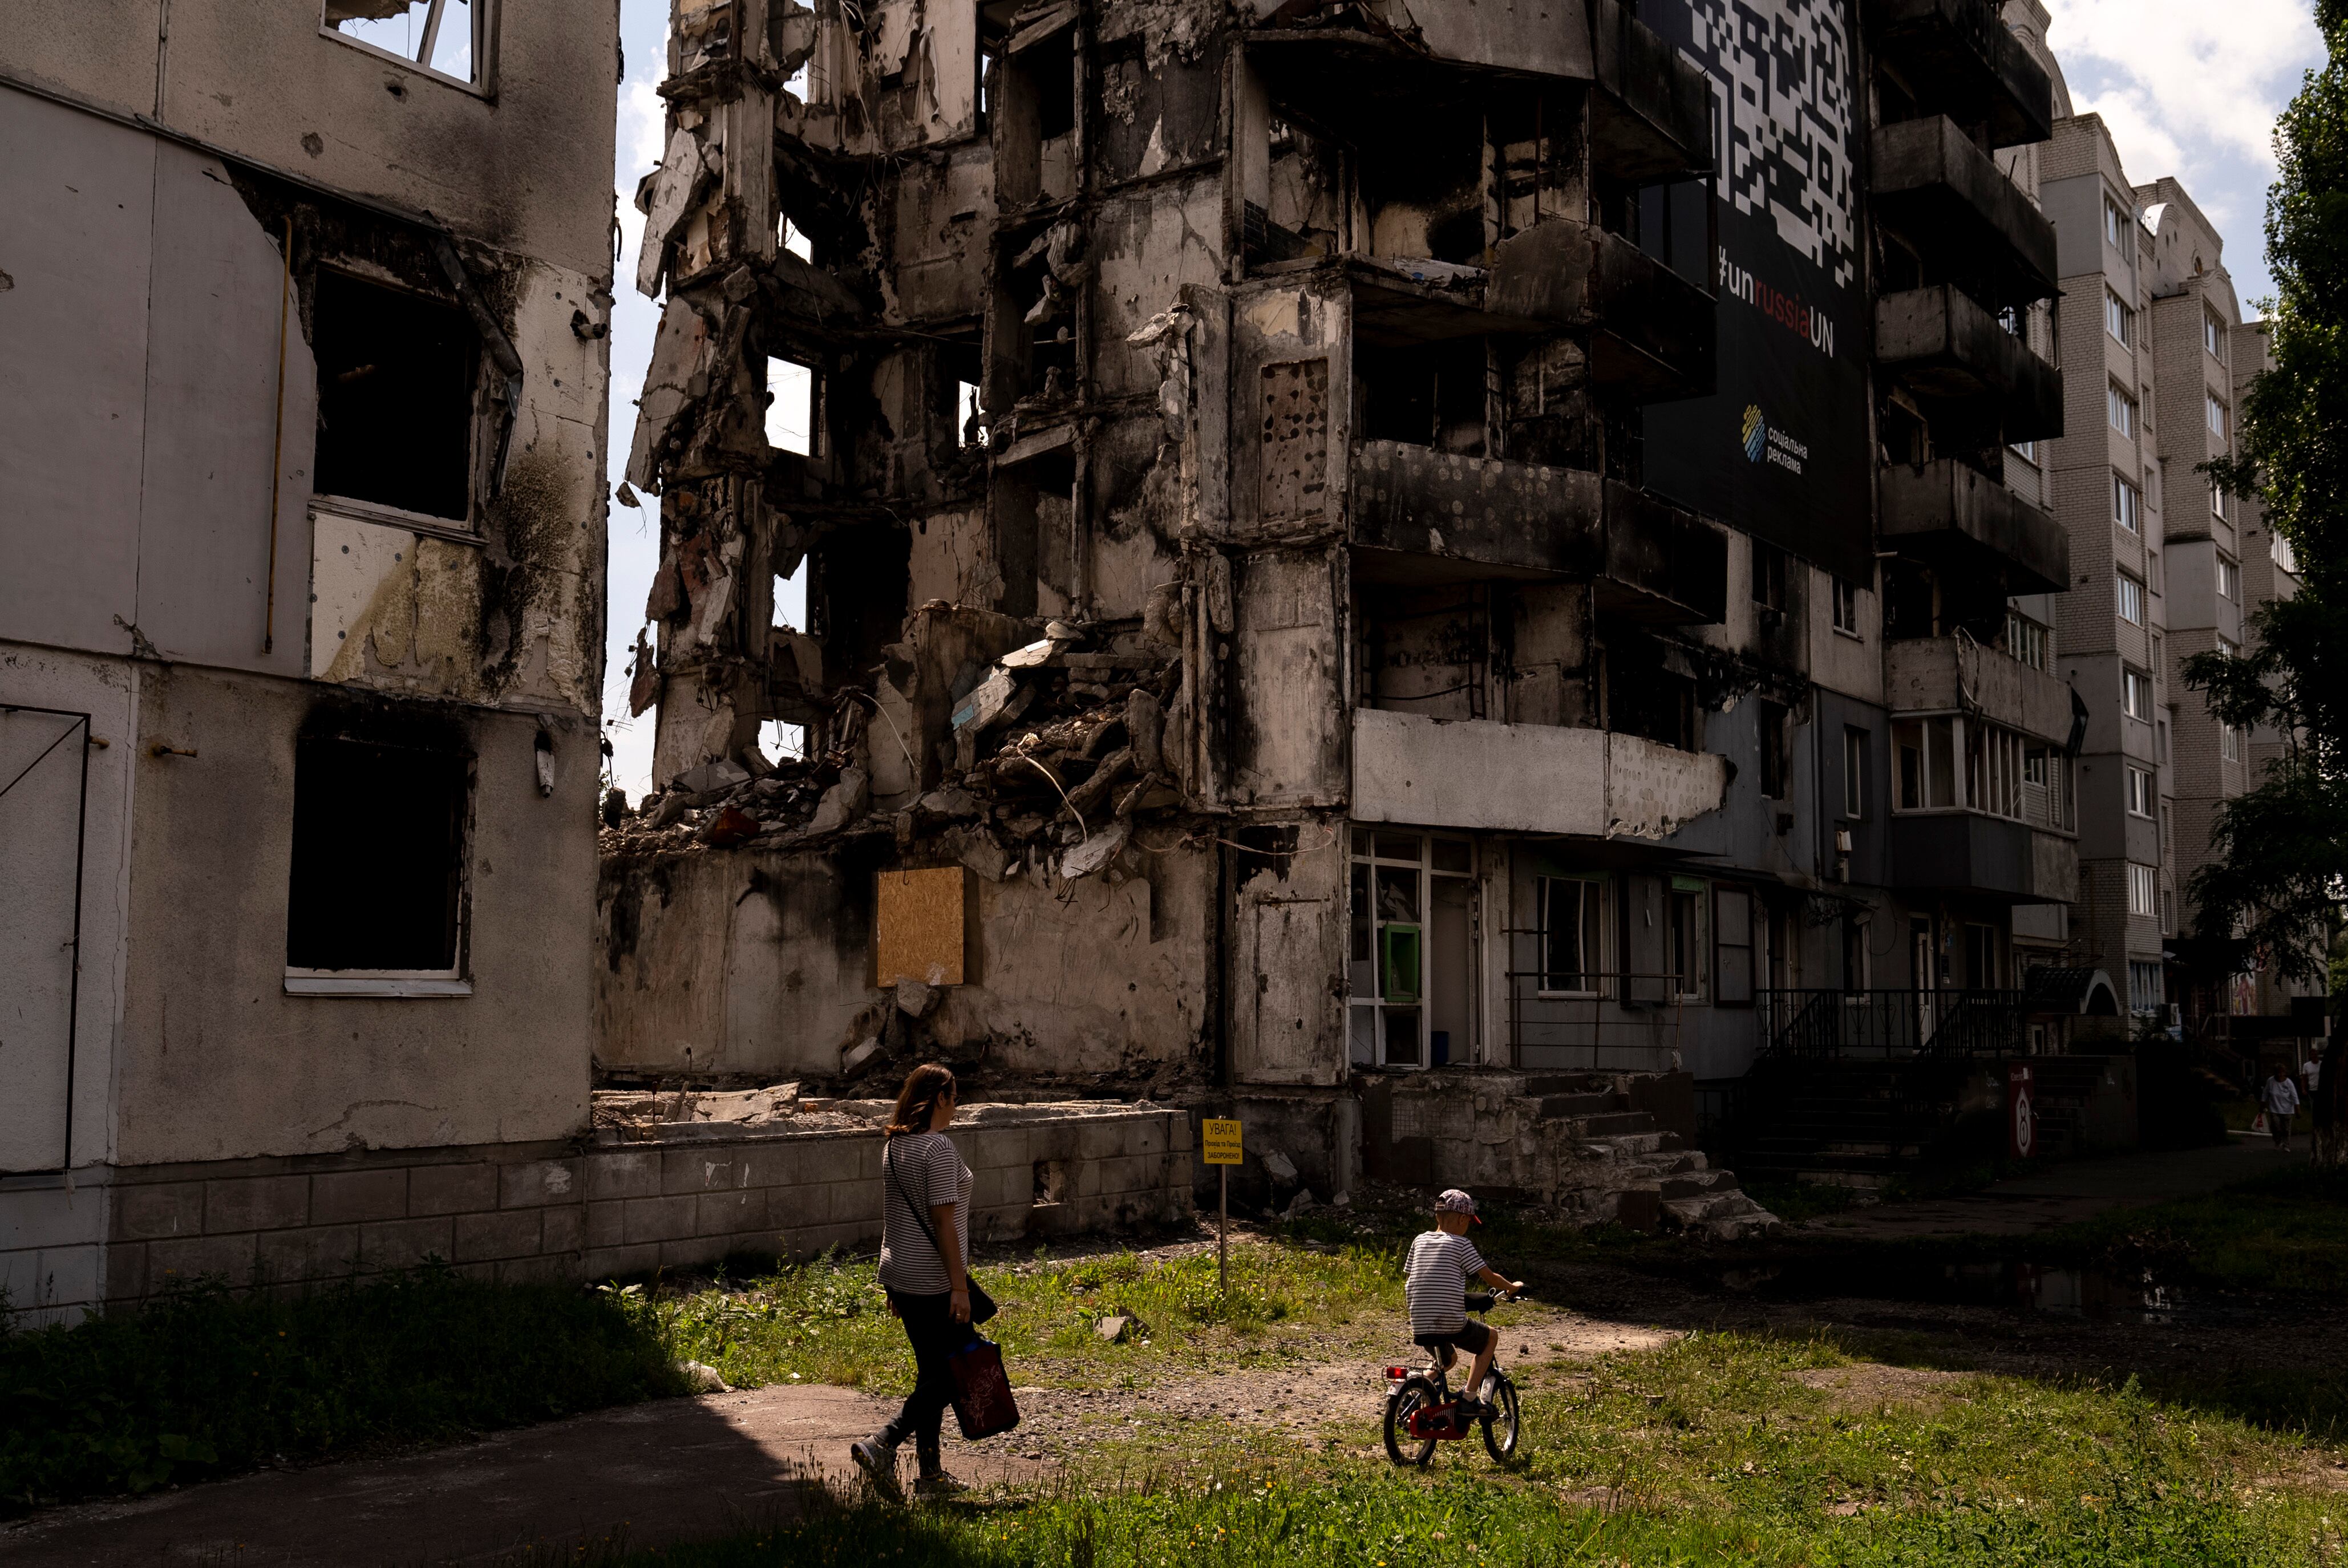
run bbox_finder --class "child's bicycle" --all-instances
[1382,1291,1520,1466]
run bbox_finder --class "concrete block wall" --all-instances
[97,1137,591,1308]
[576,1106,1195,1281]
[4,1105,1193,1321]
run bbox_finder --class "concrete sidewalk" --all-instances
[1795,1135,2314,1240]
[0,1383,1042,1567]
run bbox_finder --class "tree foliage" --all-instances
[2183,4,2348,982]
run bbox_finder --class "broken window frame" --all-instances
[321,0,498,95]
[307,251,519,533]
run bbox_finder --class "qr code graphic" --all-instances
[1682,0,1861,290]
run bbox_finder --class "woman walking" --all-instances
[851,1062,974,1498]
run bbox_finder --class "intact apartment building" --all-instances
[1,4,617,1322]
[2007,19,2310,1031]
[600,0,2082,1197]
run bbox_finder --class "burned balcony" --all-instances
[1487,220,1716,400]
[1590,0,1713,183]
[1887,637,2074,747]
[1349,442,1727,625]
[1876,286,2062,441]
[1867,0,2055,149]
[1870,117,2056,311]
[1879,459,2067,595]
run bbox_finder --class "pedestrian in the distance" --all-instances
[2261,1060,2302,1152]
[851,1062,974,1499]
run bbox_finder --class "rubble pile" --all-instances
[602,609,1191,878]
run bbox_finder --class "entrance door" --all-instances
[1,707,87,1172]
[1910,917,1936,1047]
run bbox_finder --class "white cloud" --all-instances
[2043,0,2319,274]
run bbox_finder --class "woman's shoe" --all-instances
[851,1437,904,1500]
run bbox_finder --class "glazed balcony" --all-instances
[1870,116,2057,310]
[1876,286,2063,441]
[1486,219,1716,400]
[1349,441,1728,625]
[1879,459,2068,594]
[1867,0,2055,149]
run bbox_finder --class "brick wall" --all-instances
[5,1105,1193,1320]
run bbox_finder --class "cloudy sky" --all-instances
[596,0,2327,801]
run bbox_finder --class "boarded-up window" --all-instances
[1258,359,1329,520]
[875,866,969,986]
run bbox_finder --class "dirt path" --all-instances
[0,1307,1674,1567]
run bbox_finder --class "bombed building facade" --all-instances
[602,0,2101,1201]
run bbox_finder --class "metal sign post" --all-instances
[1201,1118,1242,1296]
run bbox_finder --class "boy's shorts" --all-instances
[1412,1319,1493,1357]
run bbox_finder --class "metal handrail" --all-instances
[1755,988,2029,1062]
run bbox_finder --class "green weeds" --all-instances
[0,1266,680,1514]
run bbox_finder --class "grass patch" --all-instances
[606,1332,2345,1567]
[0,1266,681,1515]
[642,1235,1407,1396]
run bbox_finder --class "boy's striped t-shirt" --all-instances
[1404,1229,1487,1335]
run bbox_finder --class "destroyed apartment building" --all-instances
[600,0,2098,1225]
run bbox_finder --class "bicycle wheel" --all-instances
[1480,1373,1521,1464]
[1384,1376,1441,1467]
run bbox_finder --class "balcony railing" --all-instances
[1757,988,2029,1061]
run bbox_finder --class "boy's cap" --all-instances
[1435,1189,1480,1219]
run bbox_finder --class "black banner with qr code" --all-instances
[1637,0,1875,582]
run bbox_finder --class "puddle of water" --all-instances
[1722,1260,2180,1324]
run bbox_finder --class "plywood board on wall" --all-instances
[875,866,968,986]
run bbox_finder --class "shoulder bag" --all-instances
[885,1137,998,1324]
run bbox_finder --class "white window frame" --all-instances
[2217,555,2240,602]
[2206,394,2228,441]
[2123,668,2152,720]
[2205,310,2225,359]
[2114,473,2139,533]
[2126,765,2155,818]
[1831,576,1861,638]
[2116,572,2145,626]
[2105,289,2133,347]
[2128,863,2157,918]
[1843,727,1868,821]
[320,0,496,94]
[2221,723,2240,762]
[1534,874,1605,999]
[2108,384,2136,437]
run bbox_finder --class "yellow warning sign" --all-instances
[1201,1119,1242,1166]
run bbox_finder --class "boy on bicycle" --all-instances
[1405,1189,1523,1407]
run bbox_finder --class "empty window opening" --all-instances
[325,0,480,85]
[313,269,477,521]
[1355,339,1489,456]
[286,735,467,974]
[766,358,817,456]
